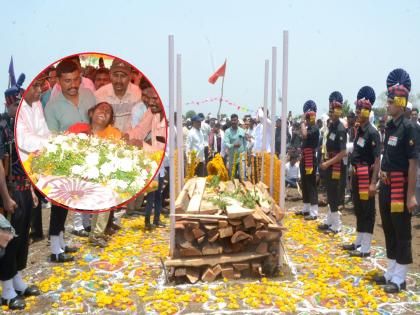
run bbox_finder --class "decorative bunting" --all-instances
[185,97,255,113]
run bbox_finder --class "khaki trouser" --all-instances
[91,211,110,236]
[126,194,144,214]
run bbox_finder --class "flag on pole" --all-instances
[208,60,226,84]
[8,56,16,88]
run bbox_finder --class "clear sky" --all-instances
[0,0,419,117]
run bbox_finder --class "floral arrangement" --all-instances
[25,133,162,207]
[206,153,229,181]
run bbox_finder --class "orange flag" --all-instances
[208,61,226,84]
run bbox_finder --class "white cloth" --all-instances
[95,82,145,132]
[310,204,318,216]
[50,77,95,100]
[16,99,51,161]
[285,162,300,180]
[186,127,205,162]
[254,121,272,152]
[355,232,363,247]
[330,211,342,232]
[13,271,28,292]
[391,263,408,287]
[210,130,225,157]
[360,233,373,253]
[1,279,16,300]
[384,259,397,281]
[201,121,211,147]
[50,235,63,255]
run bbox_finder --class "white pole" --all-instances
[261,59,269,182]
[278,30,289,268]
[269,47,277,196]
[168,35,176,257]
[176,54,184,191]
[280,31,288,210]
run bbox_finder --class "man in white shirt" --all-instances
[95,58,146,133]
[253,108,272,153]
[198,113,211,173]
[285,154,300,188]
[186,115,205,176]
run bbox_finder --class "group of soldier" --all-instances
[297,68,416,294]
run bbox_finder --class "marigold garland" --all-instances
[206,154,229,181]
[239,153,244,182]
[186,150,199,180]
[251,155,255,184]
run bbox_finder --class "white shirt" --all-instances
[95,82,145,132]
[285,161,300,180]
[253,120,272,153]
[201,121,211,147]
[17,100,51,161]
[186,127,205,162]
[210,130,225,157]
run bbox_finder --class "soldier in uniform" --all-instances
[373,69,417,293]
[342,86,381,257]
[296,100,319,220]
[0,77,40,310]
[318,91,347,233]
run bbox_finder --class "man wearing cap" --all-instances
[95,58,146,133]
[342,86,380,258]
[1,77,41,310]
[224,114,247,178]
[373,69,417,293]
[186,115,206,176]
[296,100,319,220]
[45,59,96,262]
[318,91,347,234]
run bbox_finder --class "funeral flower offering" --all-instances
[24,133,162,210]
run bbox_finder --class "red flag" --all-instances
[208,61,226,84]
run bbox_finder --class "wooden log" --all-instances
[207,230,219,243]
[251,262,263,276]
[192,228,205,239]
[187,179,197,198]
[266,231,281,241]
[203,224,218,231]
[183,229,194,242]
[218,220,229,228]
[179,241,194,249]
[256,221,265,229]
[198,199,220,214]
[225,199,254,219]
[255,230,269,240]
[243,215,256,229]
[202,267,217,282]
[175,189,190,212]
[179,247,202,257]
[175,222,185,230]
[219,226,233,238]
[202,244,223,255]
[234,270,241,279]
[213,264,222,276]
[165,252,270,267]
[174,268,186,277]
[228,219,242,226]
[197,236,206,244]
[256,242,268,254]
[231,231,252,244]
[268,224,284,231]
[187,177,207,213]
[186,268,200,283]
[232,263,249,271]
[173,214,228,219]
[221,265,235,279]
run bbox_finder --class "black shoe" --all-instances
[384,281,406,293]
[16,285,41,297]
[304,215,317,221]
[64,246,78,253]
[317,223,331,231]
[84,226,91,233]
[71,229,89,237]
[324,227,340,234]
[153,221,166,228]
[145,222,156,230]
[295,211,309,216]
[50,253,74,263]
[342,243,360,251]
[349,250,370,258]
[372,274,388,285]
[1,296,26,310]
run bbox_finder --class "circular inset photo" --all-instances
[15,52,167,211]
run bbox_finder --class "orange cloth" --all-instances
[95,125,122,140]
[128,108,166,152]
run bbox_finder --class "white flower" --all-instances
[108,179,128,190]
[90,137,100,146]
[100,162,115,177]
[53,135,67,145]
[45,143,58,153]
[117,158,134,172]
[77,133,89,140]
[71,165,84,175]
[85,166,99,179]
[85,152,100,166]
[61,141,72,151]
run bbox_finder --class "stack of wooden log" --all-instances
[166,177,285,283]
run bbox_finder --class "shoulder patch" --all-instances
[409,139,414,146]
